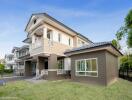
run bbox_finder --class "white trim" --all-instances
[48,69,57,71]
[30,52,50,57]
[75,58,98,77]
[57,69,65,75]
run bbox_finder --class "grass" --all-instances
[0,79,132,100]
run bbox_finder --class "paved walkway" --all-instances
[1,76,47,84]
[1,76,32,82]
[25,78,47,84]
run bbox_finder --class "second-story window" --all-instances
[33,19,37,24]
[47,33,50,39]
[69,38,71,46]
[58,33,61,43]
[47,29,52,40]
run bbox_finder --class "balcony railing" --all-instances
[30,39,44,56]
[31,42,42,49]
[41,69,48,75]
[57,69,65,74]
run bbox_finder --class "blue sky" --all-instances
[0,0,132,58]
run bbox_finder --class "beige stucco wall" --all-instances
[44,38,72,56]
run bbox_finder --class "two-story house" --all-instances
[23,13,122,85]
[12,45,30,76]
[0,59,5,65]
[5,54,14,69]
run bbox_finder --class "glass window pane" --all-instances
[91,59,97,71]
[86,60,91,71]
[77,61,80,71]
[58,59,64,69]
[80,60,85,71]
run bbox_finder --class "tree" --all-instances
[125,9,132,28]
[116,9,132,47]
[0,64,5,77]
[127,29,132,47]
[112,39,121,50]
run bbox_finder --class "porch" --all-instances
[24,54,71,80]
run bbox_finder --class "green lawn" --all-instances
[0,79,132,100]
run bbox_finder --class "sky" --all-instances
[0,0,132,59]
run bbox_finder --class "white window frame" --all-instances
[68,38,71,46]
[58,33,61,43]
[75,58,98,77]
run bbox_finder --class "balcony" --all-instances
[30,38,44,56]
[6,60,15,65]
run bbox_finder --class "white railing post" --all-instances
[41,69,48,75]
[57,69,65,75]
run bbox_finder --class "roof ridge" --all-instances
[27,12,92,43]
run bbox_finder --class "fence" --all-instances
[119,67,132,81]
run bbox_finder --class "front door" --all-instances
[44,59,48,69]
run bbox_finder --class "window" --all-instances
[76,58,98,77]
[68,38,71,46]
[47,29,52,40]
[47,32,51,40]
[33,19,37,24]
[58,59,64,69]
[58,33,61,42]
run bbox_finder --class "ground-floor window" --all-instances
[58,59,64,69]
[75,58,98,77]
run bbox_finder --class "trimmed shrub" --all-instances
[4,69,13,73]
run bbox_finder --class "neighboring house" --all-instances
[0,59,5,65]
[12,45,30,76]
[21,13,122,85]
[5,54,14,69]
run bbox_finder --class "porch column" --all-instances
[43,27,47,38]
[24,61,32,76]
[36,57,45,74]
[48,54,58,80]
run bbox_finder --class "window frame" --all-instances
[58,33,61,43]
[57,59,64,69]
[68,38,71,46]
[75,58,98,77]
[47,29,53,41]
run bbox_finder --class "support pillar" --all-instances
[36,57,45,75]
[24,61,32,77]
[48,54,58,80]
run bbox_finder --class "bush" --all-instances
[4,69,13,73]
[0,64,5,75]
[120,55,132,69]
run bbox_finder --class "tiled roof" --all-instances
[12,45,29,53]
[65,41,112,53]
[25,13,93,43]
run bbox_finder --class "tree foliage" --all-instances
[112,39,121,50]
[125,9,132,28]
[0,64,5,76]
[127,29,132,47]
[116,9,132,47]
[120,55,132,69]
